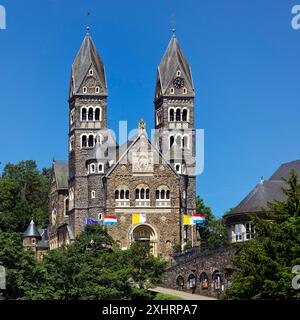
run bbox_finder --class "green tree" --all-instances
[223,171,300,300]
[0,161,50,232]
[196,196,228,250]
[25,225,166,300]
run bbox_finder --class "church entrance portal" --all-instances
[131,224,157,257]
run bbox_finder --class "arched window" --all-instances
[161,189,165,199]
[95,108,100,121]
[166,190,170,199]
[169,108,174,122]
[125,190,129,200]
[81,108,87,121]
[141,188,145,199]
[95,86,100,93]
[146,189,150,199]
[212,271,222,291]
[88,107,93,121]
[115,190,119,200]
[120,189,125,199]
[187,274,197,290]
[176,108,181,121]
[156,190,159,199]
[135,189,139,199]
[91,190,96,199]
[156,186,170,205]
[169,135,175,148]
[115,186,130,206]
[176,276,185,288]
[183,135,189,149]
[182,109,188,122]
[175,163,181,173]
[88,135,94,147]
[176,135,182,147]
[82,135,87,148]
[199,272,209,290]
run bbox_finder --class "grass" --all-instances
[153,293,185,300]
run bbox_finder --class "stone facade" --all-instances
[47,31,198,259]
[162,247,237,297]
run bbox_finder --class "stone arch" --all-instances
[199,272,209,290]
[176,275,185,290]
[129,224,158,257]
[212,270,222,291]
[187,273,197,291]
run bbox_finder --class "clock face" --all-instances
[173,77,185,89]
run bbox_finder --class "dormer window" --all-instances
[89,69,94,75]
[83,86,87,93]
[170,87,175,94]
[95,86,100,93]
[177,70,181,77]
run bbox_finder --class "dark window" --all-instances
[141,188,145,199]
[170,136,175,148]
[88,108,93,121]
[82,108,87,121]
[166,190,170,199]
[88,135,94,147]
[161,189,165,199]
[146,189,150,199]
[125,190,129,199]
[135,189,139,199]
[182,109,188,121]
[156,190,160,199]
[95,108,100,121]
[176,109,181,121]
[169,109,174,121]
[82,135,87,147]
[115,190,119,199]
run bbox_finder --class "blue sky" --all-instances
[0,0,300,217]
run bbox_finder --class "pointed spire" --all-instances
[23,220,41,238]
[69,31,107,98]
[155,34,194,99]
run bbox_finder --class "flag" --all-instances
[183,215,194,225]
[192,213,206,224]
[103,215,118,225]
[86,217,100,225]
[132,213,146,225]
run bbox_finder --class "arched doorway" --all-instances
[176,276,185,290]
[131,224,157,257]
[212,270,222,291]
[187,274,197,293]
[199,272,209,290]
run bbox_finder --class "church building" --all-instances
[45,27,198,258]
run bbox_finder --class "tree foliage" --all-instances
[0,160,50,232]
[196,196,228,250]
[0,225,166,300]
[223,171,300,300]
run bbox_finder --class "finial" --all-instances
[171,13,176,38]
[260,176,264,184]
[86,12,90,35]
[138,119,146,130]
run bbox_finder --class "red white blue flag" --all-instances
[192,213,206,224]
[103,215,118,225]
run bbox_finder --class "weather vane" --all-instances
[86,12,90,34]
[171,12,176,36]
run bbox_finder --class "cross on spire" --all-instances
[86,12,90,35]
[171,12,176,37]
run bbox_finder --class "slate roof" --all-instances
[228,160,300,216]
[53,160,68,190]
[156,35,194,97]
[23,220,41,238]
[70,33,107,96]
[36,228,49,249]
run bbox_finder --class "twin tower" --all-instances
[48,29,197,258]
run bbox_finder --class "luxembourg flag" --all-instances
[192,213,206,224]
[103,215,118,225]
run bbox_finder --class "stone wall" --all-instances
[161,246,237,298]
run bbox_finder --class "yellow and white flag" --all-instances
[183,215,194,225]
[132,213,146,225]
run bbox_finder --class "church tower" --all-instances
[68,28,108,236]
[154,31,197,239]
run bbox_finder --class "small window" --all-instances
[83,86,87,93]
[95,108,100,121]
[169,135,175,148]
[95,86,100,93]
[89,69,94,75]
[182,109,188,121]
[88,107,94,121]
[90,164,95,173]
[170,87,175,94]
[81,108,87,121]
[177,70,181,76]
[183,87,187,94]
[32,239,36,245]
[176,108,181,121]
[175,164,181,173]
[81,135,87,148]
[88,135,94,147]
[98,213,103,220]
[91,190,96,199]
[98,163,104,173]
[169,108,174,122]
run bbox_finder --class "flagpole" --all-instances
[191,223,194,248]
